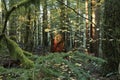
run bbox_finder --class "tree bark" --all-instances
[85,0,89,52]
[59,0,66,51]
[103,0,120,74]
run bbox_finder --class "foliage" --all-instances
[0,51,105,80]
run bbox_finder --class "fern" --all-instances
[0,51,105,80]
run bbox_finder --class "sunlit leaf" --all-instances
[45,28,51,32]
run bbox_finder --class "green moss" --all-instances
[23,50,33,57]
[4,35,34,68]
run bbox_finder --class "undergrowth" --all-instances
[0,51,106,80]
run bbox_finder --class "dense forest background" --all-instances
[0,0,120,80]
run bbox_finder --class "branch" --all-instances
[2,0,8,11]
[2,0,31,33]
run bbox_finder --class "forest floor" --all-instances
[90,71,119,80]
[0,50,119,80]
[33,50,120,80]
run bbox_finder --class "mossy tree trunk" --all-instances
[103,0,120,74]
[0,0,35,68]
[0,34,34,68]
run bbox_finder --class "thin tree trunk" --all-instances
[85,0,89,53]
[24,8,34,51]
[95,3,102,57]
[66,0,72,51]
[59,0,66,51]
[89,0,97,56]
[42,0,48,51]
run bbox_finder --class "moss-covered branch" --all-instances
[2,34,34,68]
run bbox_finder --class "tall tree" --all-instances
[103,0,120,74]
[66,0,72,51]
[74,0,80,48]
[85,0,89,52]
[42,0,48,51]
[59,0,66,51]
[89,0,99,56]
[95,0,102,57]
[24,7,34,51]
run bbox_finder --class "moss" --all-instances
[4,35,34,68]
[23,50,33,57]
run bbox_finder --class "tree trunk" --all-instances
[103,0,120,74]
[66,0,72,51]
[85,0,89,53]
[24,8,34,52]
[59,0,66,51]
[89,0,97,56]
[95,3,102,57]
[42,0,48,51]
